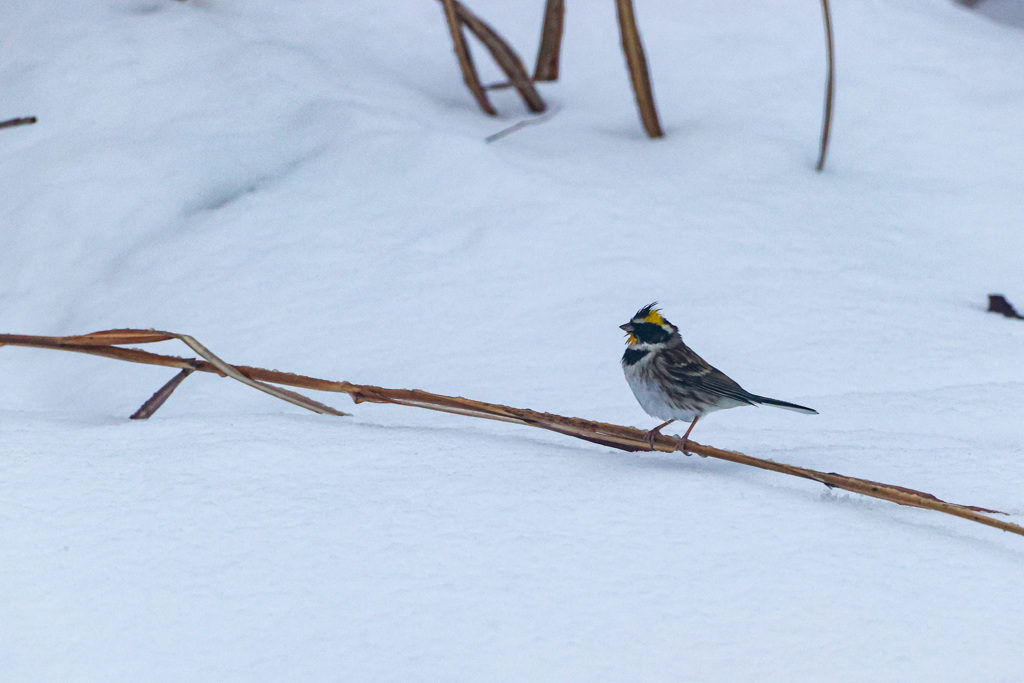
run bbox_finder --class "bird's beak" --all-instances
[619,323,634,332]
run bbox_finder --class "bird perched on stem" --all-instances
[620,303,817,452]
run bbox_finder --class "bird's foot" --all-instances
[674,437,706,457]
[642,420,675,450]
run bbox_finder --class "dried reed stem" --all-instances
[534,0,565,81]
[615,0,663,138]
[2,329,1020,538]
[816,0,835,171]
[439,0,496,115]
[131,367,195,419]
[452,1,546,113]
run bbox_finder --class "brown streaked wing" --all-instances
[658,343,757,406]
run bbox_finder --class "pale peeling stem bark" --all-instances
[2,330,1020,538]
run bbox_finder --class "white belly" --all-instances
[623,361,701,422]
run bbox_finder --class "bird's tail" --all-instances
[751,395,818,414]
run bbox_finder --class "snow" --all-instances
[971,0,1024,28]
[2,0,1024,679]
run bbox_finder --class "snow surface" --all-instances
[971,0,1024,29]
[2,0,1024,679]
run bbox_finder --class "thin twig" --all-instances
[615,0,663,138]
[2,329,1020,538]
[816,0,835,171]
[0,116,37,131]
[131,366,195,419]
[534,0,565,81]
[485,106,560,143]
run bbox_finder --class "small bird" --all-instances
[620,303,817,451]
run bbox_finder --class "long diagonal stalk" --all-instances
[2,330,1020,538]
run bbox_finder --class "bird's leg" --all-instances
[643,420,674,449]
[676,416,702,456]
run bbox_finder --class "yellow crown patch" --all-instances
[641,308,666,325]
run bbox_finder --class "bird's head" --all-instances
[620,303,678,347]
